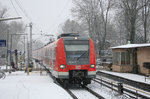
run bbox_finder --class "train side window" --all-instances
[52,49,53,60]
[54,47,56,59]
[50,48,51,56]
[45,48,46,58]
[51,47,56,60]
[42,50,44,59]
[48,47,50,57]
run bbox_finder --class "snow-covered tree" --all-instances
[61,19,85,34]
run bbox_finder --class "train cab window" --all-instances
[63,40,89,65]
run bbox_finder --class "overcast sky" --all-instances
[0,0,73,40]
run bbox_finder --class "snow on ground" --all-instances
[1,65,149,99]
[71,88,98,99]
[88,81,131,99]
[0,65,8,70]
[98,70,150,84]
[0,71,72,99]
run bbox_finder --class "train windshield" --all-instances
[63,40,89,65]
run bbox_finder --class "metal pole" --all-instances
[19,53,21,71]
[10,34,13,61]
[9,34,13,73]
[27,42,30,75]
[30,23,32,62]
[24,36,25,66]
[26,36,30,75]
[27,36,28,66]
[6,29,9,72]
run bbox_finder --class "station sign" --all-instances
[8,50,11,53]
[0,40,6,47]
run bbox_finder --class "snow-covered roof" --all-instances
[111,43,150,49]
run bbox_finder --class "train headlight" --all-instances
[74,37,78,40]
[90,64,95,68]
[60,65,66,69]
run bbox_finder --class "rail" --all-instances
[82,84,105,99]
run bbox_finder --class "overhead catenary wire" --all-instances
[53,13,72,34]
[14,0,31,22]
[49,0,71,34]
[14,0,42,33]
[11,0,71,42]
[9,0,20,16]
[14,0,50,42]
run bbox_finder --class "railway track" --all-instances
[68,85,105,99]
[40,64,105,99]
[97,71,150,92]
[96,71,150,99]
[93,77,150,99]
[82,85,105,99]
[55,78,105,99]
[56,80,105,99]
[35,63,150,99]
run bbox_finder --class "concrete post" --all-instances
[118,83,123,94]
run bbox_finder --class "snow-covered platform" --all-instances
[0,71,72,99]
[97,70,150,84]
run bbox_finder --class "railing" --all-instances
[94,77,150,99]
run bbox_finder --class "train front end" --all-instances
[56,35,96,85]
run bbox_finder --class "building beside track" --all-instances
[111,43,150,75]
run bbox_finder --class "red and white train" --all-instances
[33,33,96,86]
